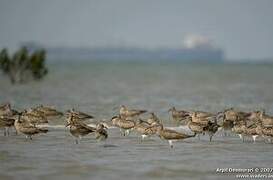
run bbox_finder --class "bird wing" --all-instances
[44,110,63,117]
[127,109,147,116]
[76,121,96,131]
[118,120,135,129]
[189,122,204,133]
[19,125,41,134]
[161,129,193,140]
[176,110,189,117]
[143,126,157,135]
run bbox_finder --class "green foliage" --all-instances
[0,47,48,84]
[29,49,48,80]
[0,48,10,73]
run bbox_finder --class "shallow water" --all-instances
[1,62,273,180]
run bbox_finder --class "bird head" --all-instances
[97,123,108,130]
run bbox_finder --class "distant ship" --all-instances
[22,35,224,62]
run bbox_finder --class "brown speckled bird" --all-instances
[0,116,16,136]
[155,124,196,148]
[66,114,96,144]
[168,107,190,125]
[14,114,48,140]
[66,108,94,120]
[95,123,108,141]
[119,105,147,119]
[111,115,135,136]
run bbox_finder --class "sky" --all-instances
[0,0,273,60]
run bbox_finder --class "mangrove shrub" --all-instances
[0,47,48,84]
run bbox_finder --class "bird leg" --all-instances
[125,129,130,136]
[6,127,10,136]
[14,128,18,135]
[120,129,125,136]
[209,135,213,142]
[238,134,243,142]
[252,135,258,143]
[168,140,174,148]
[141,134,147,141]
[25,135,32,140]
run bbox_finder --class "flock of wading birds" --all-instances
[1,103,273,148]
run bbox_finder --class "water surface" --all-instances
[1,62,273,180]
